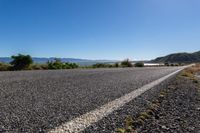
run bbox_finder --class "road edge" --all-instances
[48,66,190,133]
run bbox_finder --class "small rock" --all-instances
[161,125,170,130]
[188,126,195,131]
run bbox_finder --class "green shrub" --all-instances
[47,58,64,69]
[114,62,119,67]
[47,59,79,69]
[164,62,170,66]
[108,64,114,68]
[63,62,79,69]
[40,64,49,70]
[69,63,79,69]
[134,62,144,67]
[10,54,33,70]
[0,63,11,71]
[121,59,133,67]
[29,64,42,70]
[29,64,49,70]
[92,63,109,68]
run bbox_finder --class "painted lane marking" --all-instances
[49,66,189,133]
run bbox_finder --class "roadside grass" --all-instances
[0,62,12,71]
[116,90,168,133]
[180,64,200,83]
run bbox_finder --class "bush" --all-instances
[47,59,79,69]
[0,63,11,71]
[121,59,133,67]
[92,63,115,68]
[10,54,33,70]
[29,64,42,70]
[40,64,49,70]
[47,58,63,69]
[29,64,49,70]
[134,62,144,67]
[164,62,170,66]
[92,63,109,68]
[63,62,79,69]
[114,62,119,67]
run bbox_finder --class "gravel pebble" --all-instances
[84,74,200,133]
[140,77,200,133]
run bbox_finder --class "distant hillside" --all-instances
[152,51,200,63]
[0,57,117,66]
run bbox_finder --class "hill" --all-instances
[152,51,200,63]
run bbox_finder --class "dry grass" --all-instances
[180,64,200,83]
[185,64,200,74]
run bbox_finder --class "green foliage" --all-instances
[164,62,170,66]
[121,59,133,67]
[92,63,118,68]
[10,54,33,70]
[40,64,49,70]
[47,58,63,69]
[29,64,48,70]
[116,116,137,133]
[0,63,11,71]
[92,63,109,68]
[47,58,79,69]
[134,62,144,67]
[64,62,79,69]
[114,62,119,67]
[29,64,42,70]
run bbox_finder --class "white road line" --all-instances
[48,66,188,133]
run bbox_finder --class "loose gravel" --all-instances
[140,77,200,133]
[0,67,182,132]
[84,72,200,133]
[83,72,177,133]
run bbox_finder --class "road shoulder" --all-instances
[139,75,200,133]
[84,66,200,133]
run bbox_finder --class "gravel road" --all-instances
[0,67,182,132]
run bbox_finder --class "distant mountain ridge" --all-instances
[152,51,200,63]
[0,57,117,66]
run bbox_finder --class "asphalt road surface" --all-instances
[0,67,182,132]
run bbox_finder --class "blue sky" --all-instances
[0,0,200,60]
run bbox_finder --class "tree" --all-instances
[121,59,133,67]
[10,54,33,70]
[134,62,144,67]
[114,62,119,67]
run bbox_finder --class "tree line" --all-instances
[0,54,144,71]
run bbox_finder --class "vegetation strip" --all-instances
[48,67,187,133]
[0,54,146,71]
